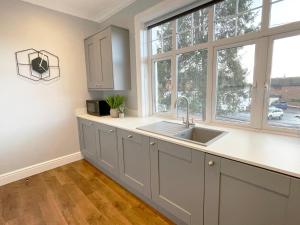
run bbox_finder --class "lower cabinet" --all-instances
[150,139,205,225]
[204,154,300,225]
[117,129,151,198]
[95,123,119,177]
[77,118,97,159]
[77,119,300,225]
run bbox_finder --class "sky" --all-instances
[270,0,300,78]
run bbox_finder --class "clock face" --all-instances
[31,56,49,74]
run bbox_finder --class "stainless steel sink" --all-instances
[174,127,225,146]
[137,121,226,146]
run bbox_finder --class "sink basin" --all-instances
[174,127,225,146]
[137,121,226,146]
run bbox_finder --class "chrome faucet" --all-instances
[175,96,194,128]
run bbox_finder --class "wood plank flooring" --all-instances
[0,160,174,225]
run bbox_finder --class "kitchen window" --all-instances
[215,44,255,123]
[148,0,300,134]
[265,34,300,129]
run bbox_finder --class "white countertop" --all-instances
[77,113,300,179]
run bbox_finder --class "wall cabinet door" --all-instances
[204,154,300,225]
[95,123,118,177]
[117,130,151,198]
[77,119,97,159]
[150,139,205,225]
[84,29,113,90]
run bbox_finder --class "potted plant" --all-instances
[118,103,126,118]
[105,95,125,118]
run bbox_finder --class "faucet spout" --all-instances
[175,96,190,128]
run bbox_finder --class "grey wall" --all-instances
[0,0,100,174]
[95,0,161,113]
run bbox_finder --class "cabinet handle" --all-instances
[208,160,215,167]
[127,135,133,138]
[109,129,113,133]
[150,142,156,146]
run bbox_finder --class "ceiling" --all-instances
[20,0,136,22]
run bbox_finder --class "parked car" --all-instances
[271,101,288,110]
[268,107,284,120]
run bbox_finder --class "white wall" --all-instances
[0,0,100,174]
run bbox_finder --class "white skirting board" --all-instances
[0,152,83,186]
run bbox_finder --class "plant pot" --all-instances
[110,109,119,118]
[119,112,125,118]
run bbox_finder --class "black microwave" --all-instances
[86,100,110,116]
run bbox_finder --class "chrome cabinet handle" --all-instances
[109,129,114,133]
[150,142,156,146]
[127,135,133,138]
[208,160,215,167]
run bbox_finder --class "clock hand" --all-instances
[39,52,45,67]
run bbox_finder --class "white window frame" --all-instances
[136,0,300,136]
[262,30,300,134]
[211,39,260,128]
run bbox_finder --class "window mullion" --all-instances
[251,38,269,129]
[262,0,271,32]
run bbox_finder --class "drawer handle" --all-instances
[208,160,215,167]
[109,129,114,133]
[150,142,156,146]
[127,135,133,138]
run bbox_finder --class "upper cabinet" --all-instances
[84,26,131,90]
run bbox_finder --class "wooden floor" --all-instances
[0,160,174,225]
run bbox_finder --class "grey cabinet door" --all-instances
[150,139,205,225]
[84,29,113,90]
[77,119,97,159]
[117,129,151,198]
[93,29,113,89]
[204,154,300,225]
[84,36,98,89]
[95,123,119,177]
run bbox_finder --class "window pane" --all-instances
[151,22,172,41]
[152,39,162,55]
[214,0,262,40]
[267,35,300,129]
[177,49,208,120]
[215,44,255,122]
[237,8,262,35]
[177,31,192,49]
[177,9,208,49]
[193,9,209,45]
[238,0,262,13]
[151,22,172,55]
[215,0,237,20]
[215,17,237,40]
[270,0,300,27]
[154,59,172,113]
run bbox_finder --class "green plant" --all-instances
[118,103,126,113]
[105,95,125,109]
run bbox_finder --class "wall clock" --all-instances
[15,49,60,81]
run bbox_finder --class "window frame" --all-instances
[211,39,259,128]
[262,30,300,134]
[147,0,300,136]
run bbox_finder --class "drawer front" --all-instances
[99,123,116,134]
[118,129,142,144]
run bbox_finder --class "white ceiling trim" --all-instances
[20,0,136,23]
